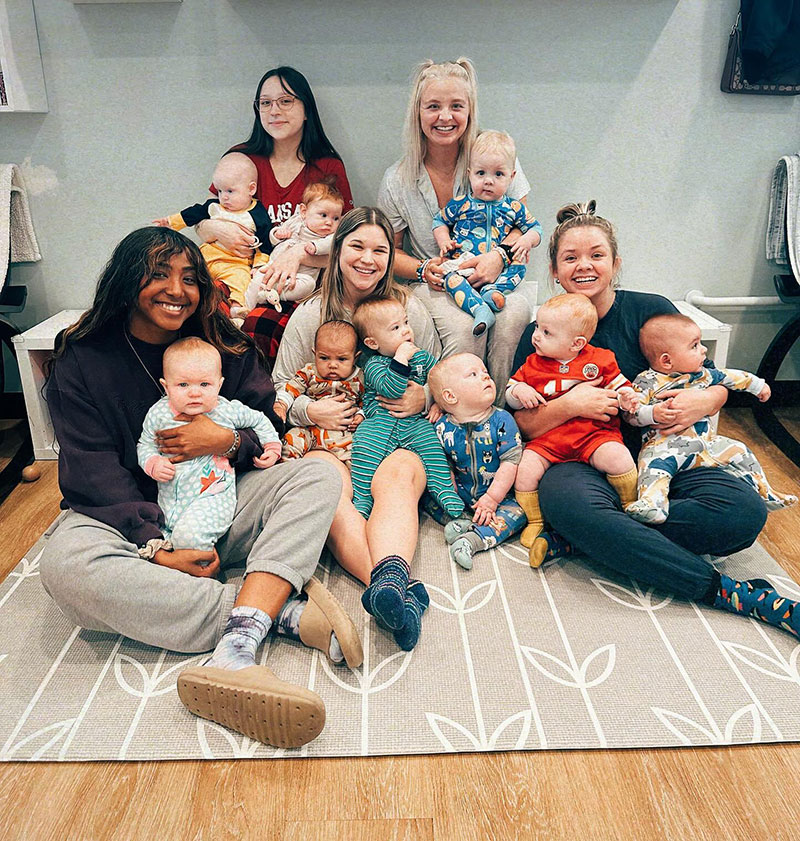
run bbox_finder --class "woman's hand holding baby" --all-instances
[307,394,358,431]
[157,414,234,462]
[377,381,426,418]
[655,386,726,436]
[154,547,220,578]
[460,249,505,289]
[256,243,307,295]
[197,219,258,259]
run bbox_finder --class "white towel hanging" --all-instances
[766,152,800,282]
[0,164,42,289]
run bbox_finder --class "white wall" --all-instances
[4,0,800,376]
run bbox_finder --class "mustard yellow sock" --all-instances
[515,490,545,567]
[607,468,639,509]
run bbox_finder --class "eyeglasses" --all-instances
[255,94,299,112]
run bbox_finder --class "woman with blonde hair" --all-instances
[378,58,532,395]
[272,207,440,650]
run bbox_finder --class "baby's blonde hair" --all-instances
[162,336,222,376]
[471,130,515,170]
[351,295,404,343]
[639,313,697,365]
[427,353,470,405]
[538,293,598,341]
[215,152,258,186]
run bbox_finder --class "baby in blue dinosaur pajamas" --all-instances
[428,353,526,570]
[137,337,282,550]
[432,130,542,337]
[625,313,797,524]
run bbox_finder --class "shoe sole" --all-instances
[177,666,325,749]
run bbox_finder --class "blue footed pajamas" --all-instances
[137,396,280,550]
[627,362,797,523]
[427,407,526,546]
[433,192,542,317]
[351,349,464,520]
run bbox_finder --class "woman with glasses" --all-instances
[198,67,354,368]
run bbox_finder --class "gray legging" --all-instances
[39,459,340,653]
[412,283,531,399]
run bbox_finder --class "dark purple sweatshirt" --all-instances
[47,318,283,546]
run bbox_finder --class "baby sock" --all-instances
[274,593,344,664]
[607,467,639,509]
[449,531,488,570]
[393,580,430,651]
[530,530,576,568]
[712,573,800,638]
[205,606,272,671]
[444,518,474,545]
[361,555,410,630]
[516,489,544,549]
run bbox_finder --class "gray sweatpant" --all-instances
[39,459,341,653]
[412,283,531,403]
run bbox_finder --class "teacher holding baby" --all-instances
[378,57,533,393]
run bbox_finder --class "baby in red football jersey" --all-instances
[505,293,640,563]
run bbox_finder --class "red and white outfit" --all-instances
[506,345,631,463]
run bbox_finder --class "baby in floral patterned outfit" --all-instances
[137,337,281,550]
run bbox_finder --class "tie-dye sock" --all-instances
[205,606,272,670]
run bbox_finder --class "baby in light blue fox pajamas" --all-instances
[137,338,281,550]
[625,314,797,524]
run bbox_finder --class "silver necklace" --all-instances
[124,326,166,397]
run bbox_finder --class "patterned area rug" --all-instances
[2,516,800,761]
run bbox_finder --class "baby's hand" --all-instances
[151,217,170,228]
[273,402,288,422]
[348,413,364,432]
[472,493,499,527]
[439,238,459,258]
[146,454,176,482]
[304,242,317,255]
[618,389,640,414]
[395,341,419,364]
[273,226,292,241]
[427,402,443,423]
[757,383,772,402]
[512,383,547,409]
[253,449,280,469]
[652,397,680,425]
[510,231,540,263]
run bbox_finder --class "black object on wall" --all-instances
[722,3,800,94]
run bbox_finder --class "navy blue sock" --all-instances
[393,580,430,651]
[361,555,410,630]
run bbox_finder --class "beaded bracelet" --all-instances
[221,428,241,459]
[494,245,512,268]
[416,258,431,283]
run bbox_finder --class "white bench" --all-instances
[11,301,732,462]
[12,309,84,460]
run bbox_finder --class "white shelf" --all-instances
[0,0,48,113]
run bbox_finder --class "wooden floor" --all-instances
[2,409,800,841]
